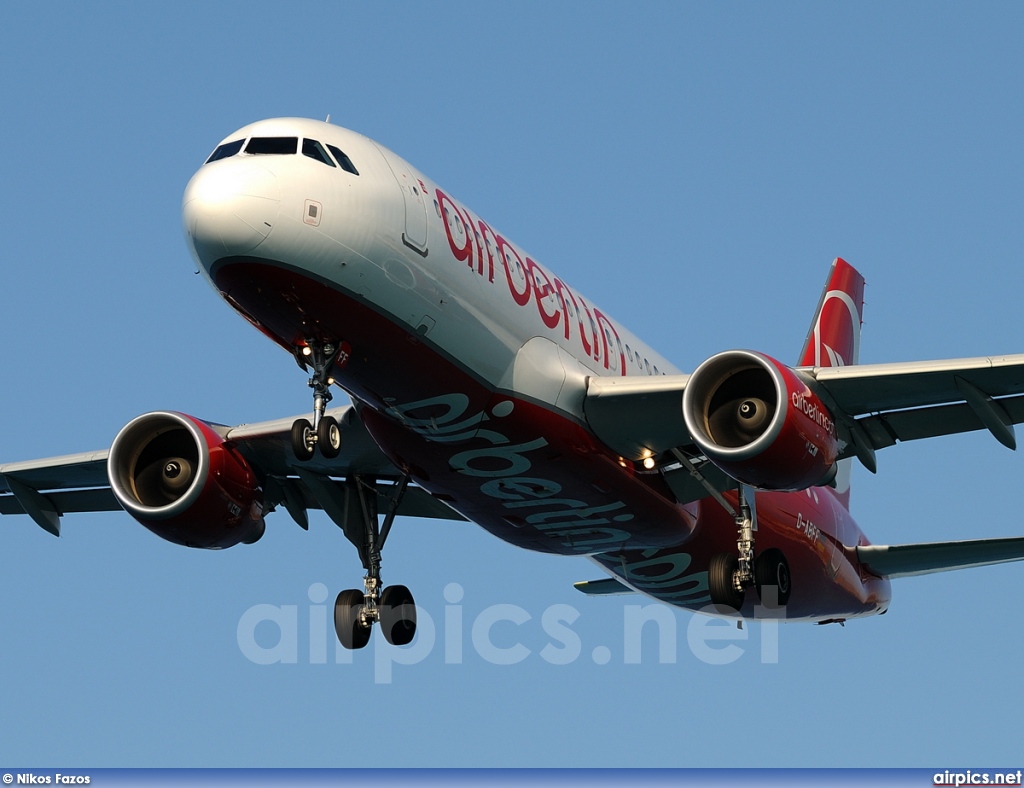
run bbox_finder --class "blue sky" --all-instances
[2,0,1024,769]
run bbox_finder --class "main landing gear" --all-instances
[334,475,417,649]
[708,486,791,611]
[286,338,417,649]
[290,339,343,461]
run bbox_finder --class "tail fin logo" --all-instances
[798,258,865,370]
[811,289,861,368]
[798,258,865,508]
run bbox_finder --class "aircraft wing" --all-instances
[584,354,1024,486]
[583,374,692,459]
[857,537,1024,579]
[0,405,464,537]
[806,355,1024,458]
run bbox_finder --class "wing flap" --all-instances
[0,452,109,494]
[0,488,120,517]
[853,394,1024,451]
[857,537,1024,579]
[810,354,1024,414]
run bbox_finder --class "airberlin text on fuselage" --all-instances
[387,393,635,553]
[437,188,627,375]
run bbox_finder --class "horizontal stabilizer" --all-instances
[573,577,636,596]
[857,536,1024,579]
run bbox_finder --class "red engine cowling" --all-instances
[682,350,839,490]
[107,411,265,548]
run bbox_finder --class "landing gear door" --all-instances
[826,497,844,579]
[375,145,429,255]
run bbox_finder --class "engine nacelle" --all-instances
[682,350,839,491]
[108,411,264,549]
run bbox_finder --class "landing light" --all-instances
[302,346,312,357]
[643,457,657,470]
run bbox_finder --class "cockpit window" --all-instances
[327,144,360,176]
[302,138,336,167]
[206,139,244,163]
[245,137,298,155]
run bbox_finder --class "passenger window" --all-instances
[245,137,298,155]
[302,139,336,167]
[206,139,244,163]
[327,144,360,175]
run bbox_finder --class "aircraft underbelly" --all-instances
[211,258,697,555]
[594,492,892,621]
[209,256,892,615]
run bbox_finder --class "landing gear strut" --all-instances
[291,339,342,461]
[285,340,416,647]
[708,486,791,610]
[333,475,417,649]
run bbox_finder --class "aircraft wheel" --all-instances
[708,552,744,611]
[291,418,315,461]
[335,589,371,650]
[755,548,791,607]
[317,415,342,459]
[379,584,417,646]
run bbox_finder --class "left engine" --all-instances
[682,350,840,490]
[107,411,264,548]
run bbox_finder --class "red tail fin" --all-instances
[799,258,865,509]
[798,258,865,368]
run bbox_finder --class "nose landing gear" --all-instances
[291,339,343,461]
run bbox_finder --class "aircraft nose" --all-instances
[182,162,280,264]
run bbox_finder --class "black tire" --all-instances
[379,584,417,646]
[334,589,371,650]
[755,548,792,607]
[291,418,314,461]
[317,415,342,459]
[708,552,744,611]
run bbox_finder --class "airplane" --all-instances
[3,116,1024,649]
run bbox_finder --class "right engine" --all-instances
[107,411,265,549]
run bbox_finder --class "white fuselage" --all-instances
[181,118,889,622]
[183,118,676,405]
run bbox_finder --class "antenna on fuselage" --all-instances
[325,114,331,123]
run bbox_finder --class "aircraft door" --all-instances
[375,145,429,255]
